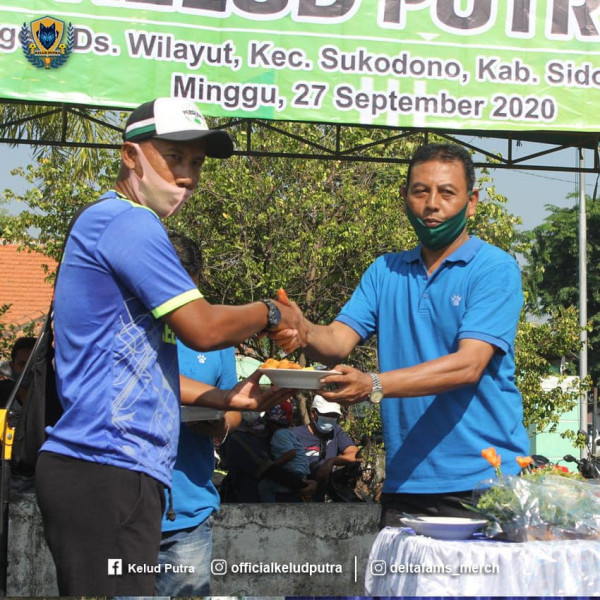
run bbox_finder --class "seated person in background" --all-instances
[258,400,312,502]
[220,405,315,503]
[291,395,359,500]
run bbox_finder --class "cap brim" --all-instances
[313,403,342,416]
[152,129,233,158]
[154,129,234,158]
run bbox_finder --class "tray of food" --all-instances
[258,358,340,390]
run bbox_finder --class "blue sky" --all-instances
[461,136,593,231]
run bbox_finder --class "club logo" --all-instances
[20,16,74,69]
[183,108,207,128]
[451,294,462,306]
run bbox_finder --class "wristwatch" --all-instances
[261,299,281,331]
[368,373,384,405]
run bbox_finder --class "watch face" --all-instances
[269,303,281,327]
[264,299,281,329]
[370,390,384,405]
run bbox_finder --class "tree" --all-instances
[516,306,586,439]
[522,199,600,384]
[0,103,123,181]
[0,125,586,442]
[0,305,36,364]
[1,149,119,262]
[171,124,416,363]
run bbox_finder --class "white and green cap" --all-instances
[123,97,233,158]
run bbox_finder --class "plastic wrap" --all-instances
[471,473,600,541]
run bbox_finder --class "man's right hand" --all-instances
[269,299,308,353]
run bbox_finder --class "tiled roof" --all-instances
[0,243,57,329]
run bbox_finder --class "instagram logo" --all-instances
[370,559,387,576]
[211,558,228,575]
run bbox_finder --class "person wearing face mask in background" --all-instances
[290,395,358,501]
[219,401,316,503]
[271,143,529,526]
[34,97,305,597]
[257,400,313,502]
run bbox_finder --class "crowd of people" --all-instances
[0,95,528,596]
[220,394,360,504]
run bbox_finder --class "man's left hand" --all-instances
[225,371,294,412]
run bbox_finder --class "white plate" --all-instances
[400,516,488,540]
[259,368,340,390]
[180,406,224,422]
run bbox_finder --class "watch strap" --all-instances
[368,372,384,404]
[261,298,281,331]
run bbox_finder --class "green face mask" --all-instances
[406,201,469,251]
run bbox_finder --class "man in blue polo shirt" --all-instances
[272,143,529,526]
[156,231,240,596]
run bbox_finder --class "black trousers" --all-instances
[379,490,475,528]
[35,451,165,596]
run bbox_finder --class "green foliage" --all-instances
[170,124,418,367]
[0,104,124,181]
[0,305,36,362]
[470,169,528,256]
[522,198,600,383]
[1,149,120,263]
[343,404,384,450]
[473,471,599,541]
[0,123,586,449]
[515,306,588,436]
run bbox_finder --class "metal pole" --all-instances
[579,149,589,458]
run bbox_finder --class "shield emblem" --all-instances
[31,16,65,53]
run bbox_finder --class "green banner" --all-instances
[2,0,600,132]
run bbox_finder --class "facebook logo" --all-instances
[108,558,123,576]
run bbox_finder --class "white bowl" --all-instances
[259,368,340,390]
[400,516,488,540]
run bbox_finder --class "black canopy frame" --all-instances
[1,99,599,173]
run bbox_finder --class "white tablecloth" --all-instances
[365,527,600,596]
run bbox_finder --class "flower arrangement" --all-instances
[467,447,600,541]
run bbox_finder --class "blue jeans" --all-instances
[155,515,213,596]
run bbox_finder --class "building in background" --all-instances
[0,244,56,329]
[0,243,56,371]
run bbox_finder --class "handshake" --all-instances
[261,289,375,407]
[264,288,308,354]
